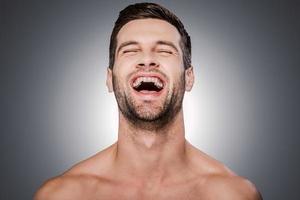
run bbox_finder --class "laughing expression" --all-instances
[107,19,193,127]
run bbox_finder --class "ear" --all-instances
[185,66,194,92]
[106,67,113,92]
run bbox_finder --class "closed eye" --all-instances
[122,49,139,54]
[157,50,173,54]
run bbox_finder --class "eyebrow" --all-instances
[116,40,179,54]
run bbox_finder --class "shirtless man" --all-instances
[34,3,262,200]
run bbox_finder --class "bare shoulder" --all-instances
[186,143,262,199]
[34,144,117,200]
[201,174,262,200]
[34,172,110,200]
[34,175,84,200]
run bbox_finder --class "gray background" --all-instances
[1,0,299,199]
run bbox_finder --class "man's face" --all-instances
[107,19,194,127]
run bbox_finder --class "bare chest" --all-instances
[85,182,203,200]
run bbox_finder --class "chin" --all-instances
[135,107,164,121]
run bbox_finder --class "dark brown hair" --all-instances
[109,2,191,69]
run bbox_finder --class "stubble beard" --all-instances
[112,71,186,131]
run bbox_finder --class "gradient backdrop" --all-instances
[1,0,299,199]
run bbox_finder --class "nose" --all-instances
[137,52,159,70]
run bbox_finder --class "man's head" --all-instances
[109,2,191,70]
[106,3,194,129]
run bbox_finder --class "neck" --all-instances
[114,109,188,182]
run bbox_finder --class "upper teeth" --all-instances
[133,77,163,89]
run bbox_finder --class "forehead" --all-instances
[117,18,181,47]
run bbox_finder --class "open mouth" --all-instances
[132,76,164,93]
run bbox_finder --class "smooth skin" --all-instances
[34,19,262,200]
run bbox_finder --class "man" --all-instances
[35,3,262,199]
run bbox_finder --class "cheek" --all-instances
[115,55,139,69]
[163,61,184,79]
[170,72,185,92]
[113,70,131,92]
[160,55,183,70]
[114,60,136,79]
